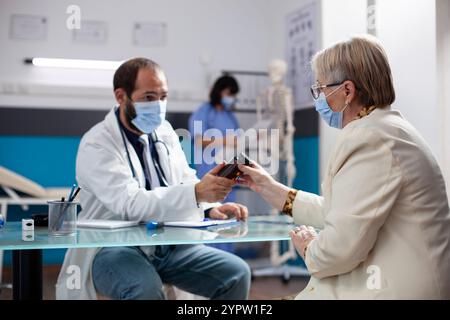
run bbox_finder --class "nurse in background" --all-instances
[189,75,240,202]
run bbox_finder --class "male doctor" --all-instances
[56,58,251,300]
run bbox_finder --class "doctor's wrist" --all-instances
[194,182,206,203]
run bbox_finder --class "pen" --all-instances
[70,187,81,202]
[67,184,77,202]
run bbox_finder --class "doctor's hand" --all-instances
[195,163,236,203]
[209,203,248,221]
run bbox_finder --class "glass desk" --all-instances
[0,215,296,300]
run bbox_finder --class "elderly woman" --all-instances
[238,35,450,299]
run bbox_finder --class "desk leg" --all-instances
[0,202,7,287]
[12,250,43,300]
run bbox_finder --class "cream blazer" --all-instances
[293,107,450,299]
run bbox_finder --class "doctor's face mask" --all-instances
[125,98,167,134]
[121,66,169,134]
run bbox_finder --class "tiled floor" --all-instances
[0,265,309,300]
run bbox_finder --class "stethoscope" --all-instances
[117,117,170,187]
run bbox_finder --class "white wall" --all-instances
[318,0,368,181]
[266,0,317,59]
[377,0,439,160]
[0,0,273,111]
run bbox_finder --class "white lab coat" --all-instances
[56,107,218,300]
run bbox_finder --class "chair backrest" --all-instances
[0,166,46,198]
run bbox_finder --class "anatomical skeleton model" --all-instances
[255,59,302,277]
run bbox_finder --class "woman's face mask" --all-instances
[221,96,236,111]
[128,99,167,134]
[314,85,349,129]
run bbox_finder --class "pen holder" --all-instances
[48,200,78,236]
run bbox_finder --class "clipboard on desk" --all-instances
[77,219,140,229]
[164,218,237,228]
[146,218,238,230]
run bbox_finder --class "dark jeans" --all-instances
[92,244,251,300]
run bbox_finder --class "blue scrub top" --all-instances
[189,102,239,179]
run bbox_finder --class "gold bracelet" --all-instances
[282,189,298,217]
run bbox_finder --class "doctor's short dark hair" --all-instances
[209,75,240,106]
[113,57,162,98]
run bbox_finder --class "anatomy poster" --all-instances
[286,2,319,109]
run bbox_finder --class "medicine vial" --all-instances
[22,218,34,231]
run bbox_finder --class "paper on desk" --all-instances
[163,219,237,228]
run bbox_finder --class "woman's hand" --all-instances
[237,162,293,212]
[289,225,318,259]
[237,163,274,194]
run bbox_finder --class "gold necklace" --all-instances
[355,105,377,119]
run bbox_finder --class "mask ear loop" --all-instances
[123,95,142,133]
[324,84,345,98]
[125,95,135,119]
[341,81,352,113]
[341,101,350,113]
[325,84,350,114]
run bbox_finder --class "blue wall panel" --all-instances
[1,136,80,266]
[0,136,80,187]
[293,137,319,195]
